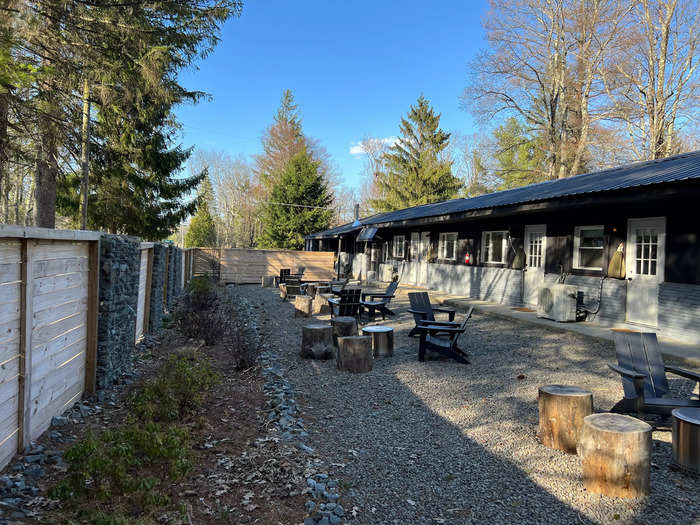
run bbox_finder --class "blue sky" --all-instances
[175,0,488,189]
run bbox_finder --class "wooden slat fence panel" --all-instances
[0,239,21,469]
[191,248,336,284]
[29,240,89,441]
[135,247,150,343]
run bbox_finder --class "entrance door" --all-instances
[409,232,420,284]
[626,217,665,326]
[524,225,546,306]
[417,232,430,286]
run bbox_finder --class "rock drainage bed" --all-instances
[237,284,699,525]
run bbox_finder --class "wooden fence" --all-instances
[0,226,100,468]
[134,243,153,343]
[185,248,336,284]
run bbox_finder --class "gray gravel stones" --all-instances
[238,285,700,525]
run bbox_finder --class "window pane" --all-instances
[446,239,455,259]
[643,260,649,274]
[581,228,604,248]
[579,248,603,268]
[650,261,657,275]
[636,244,642,258]
[636,260,641,274]
[643,244,649,259]
[492,232,504,262]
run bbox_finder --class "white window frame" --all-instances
[481,230,508,265]
[573,225,605,271]
[392,235,405,259]
[438,232,458,261]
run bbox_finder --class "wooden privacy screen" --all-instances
[0,227,99,470]
[190,248,336,284]
[134,243,153,343]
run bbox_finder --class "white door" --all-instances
[418,232,430,286]
[626,217,665,326]
[409,232,420,284]
[524,225,546,306]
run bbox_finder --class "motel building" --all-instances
[305,150,700,345]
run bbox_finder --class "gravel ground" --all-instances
[236,284,699,525]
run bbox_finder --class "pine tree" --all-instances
[258,149,333,250]
[185,200,217,248]
[492,117,547,189]
[370,95,461,211]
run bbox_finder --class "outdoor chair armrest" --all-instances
[327,297,340,305]
[408,309,428,318]
[664,366,700,382]
[609,364,645,398]
[432,306,454,312]
[417,319,460,327]
[366,293,395,300]
[416,324,466,334]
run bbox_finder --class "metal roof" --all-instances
[306,150,700,239]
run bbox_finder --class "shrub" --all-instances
[50,422,190,504]
[174,277,227,345]
[130,350,219,423]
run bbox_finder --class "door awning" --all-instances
[357,226,378,242]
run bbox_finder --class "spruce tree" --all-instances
[492,117,547,189]
[185,201,217,248]
[258,149,332,250]
[370,95,461,211]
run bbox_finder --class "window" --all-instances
[634,229,659,276]
[438,232,458,260]
[573,226,605,270]
[392,235,405,258]
[481,231,507,264]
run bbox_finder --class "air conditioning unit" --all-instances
[537,284,577,322]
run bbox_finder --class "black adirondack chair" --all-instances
[279,268,291,284]
[407,292,458,337]
[328,288,362,321]
[609,332,700,416]
[415,307,474,364]
[330,278,349,295]
[360,281,399,321]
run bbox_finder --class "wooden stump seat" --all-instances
[331,316,357,347]
[294,295,313,317]
[301,323,334,359]
[578,413,652,498]
[313,293,333,315]
[336,336,373,373]
[279,283,288,301]
[537,384,593,454]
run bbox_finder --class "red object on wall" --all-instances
[464,253,471,265]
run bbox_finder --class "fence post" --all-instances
[144,247,153,335]
[17,239,33,452]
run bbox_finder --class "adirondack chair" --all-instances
[415,307,474,364]
[407,292,458,337]
[279,268,291,284]
[609,332,700,416]
[328,288,362,321]
[329,278,349,296]
[360,281,399,321]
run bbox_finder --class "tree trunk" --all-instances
[34,112,58,228]
[80,78,91,230]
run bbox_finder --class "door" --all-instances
[524,225,546,306]
[626,217,665,326]
[409,232,420,284]
[418,232,430,286]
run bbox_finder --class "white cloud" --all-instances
[349,136,398,156]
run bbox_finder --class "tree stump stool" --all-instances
[294,295,313,317]
[279,283,288,301]
[361,325,394,358]
[301,323,333,359]
[313,293,333,315]
[336,336,373,373]
[261,276,275,288]
[331,316,357,347]
[578,413,652,498]
[538,384,593,454]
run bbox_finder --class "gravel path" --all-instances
[237,285,699,525]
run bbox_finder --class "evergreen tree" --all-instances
[258,149,332,250]
[492,117,547,189]
[185,200,217,248]
[370,95,461,211]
